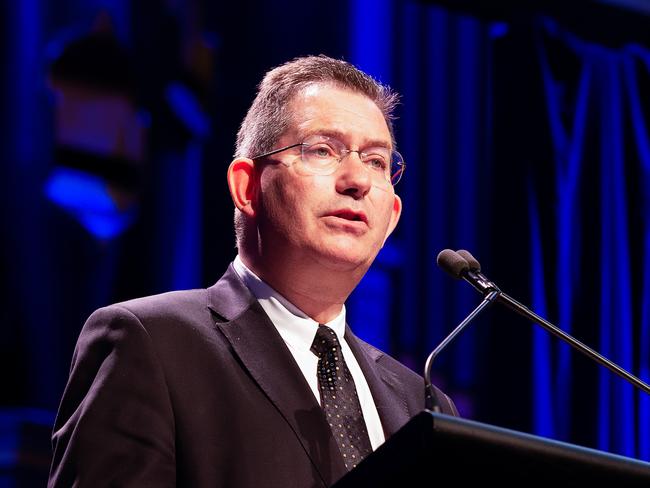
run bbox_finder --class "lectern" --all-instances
[332,410,650,487]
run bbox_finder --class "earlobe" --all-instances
[227,158,258,218]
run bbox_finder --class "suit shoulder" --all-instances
[116,288,207,314]
[87,288,211,336]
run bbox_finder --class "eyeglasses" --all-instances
[251,134,406,186]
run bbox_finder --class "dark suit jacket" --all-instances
[49,264,457,487]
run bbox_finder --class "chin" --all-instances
[313,245,377,273]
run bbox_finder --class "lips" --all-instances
[325,209,368,224]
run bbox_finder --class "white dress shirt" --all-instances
[233,255,386,450]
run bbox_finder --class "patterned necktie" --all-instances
[310,324,373,470]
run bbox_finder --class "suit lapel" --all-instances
[207,267,348,485]
[345,329,411,438]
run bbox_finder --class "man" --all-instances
[48,55,457,488]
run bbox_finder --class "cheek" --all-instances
[279,174,330,211]
[260,173,313,226]
[372,196,397,230]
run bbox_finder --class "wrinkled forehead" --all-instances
[283,83,393,148]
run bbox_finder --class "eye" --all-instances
[363,153,389,172]
[305,143,337,159]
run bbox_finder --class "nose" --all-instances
[335,151,372,199]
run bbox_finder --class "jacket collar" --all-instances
[206,265,411,482]
[207,265,348,485]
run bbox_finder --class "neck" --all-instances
[239,250,364,324]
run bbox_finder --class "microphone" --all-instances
[440,248,650,396]
[424,250,499,412]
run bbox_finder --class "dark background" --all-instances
[2,0,650,484]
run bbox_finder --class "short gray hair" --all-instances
[233,55,400,248]
[235,54,399,159]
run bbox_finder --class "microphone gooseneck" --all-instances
[424,250,499,412]
[424,288,499,411]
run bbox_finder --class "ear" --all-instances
[382,194,402,245]
[227,158,258,218]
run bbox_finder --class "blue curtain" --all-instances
[533,19,650,459]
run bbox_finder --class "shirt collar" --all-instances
[233,255,347,350]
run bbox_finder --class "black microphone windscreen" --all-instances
[436,249,469,278]
[456,249,480,271]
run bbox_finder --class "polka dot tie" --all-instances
[310,325,372,470]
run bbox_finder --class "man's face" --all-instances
[256,83,402,273]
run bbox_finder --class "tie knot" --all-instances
[310,325,340,357]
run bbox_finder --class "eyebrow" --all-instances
[305,128,392,150]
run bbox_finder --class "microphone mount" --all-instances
[452,249,650,396]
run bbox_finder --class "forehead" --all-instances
[285,84,392,147]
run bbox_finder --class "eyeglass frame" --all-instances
[250,134,406,186]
